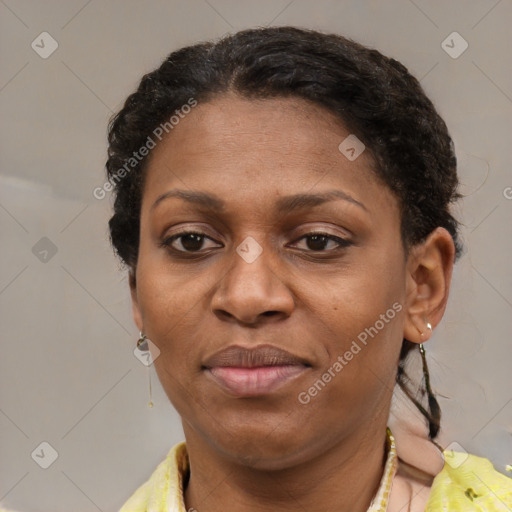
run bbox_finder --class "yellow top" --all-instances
[117,431,512,512]
[3,430,509,512]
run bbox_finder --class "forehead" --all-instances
[141,93,396,221]
[151,93,365,164]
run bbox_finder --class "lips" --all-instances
[203,344,311,397]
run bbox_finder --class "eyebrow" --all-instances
[150,188,368,214]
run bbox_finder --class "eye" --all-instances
[160,231,221,253]
[160,230,352,255]
[290,232,352,252]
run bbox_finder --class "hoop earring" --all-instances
[136,331,154,408]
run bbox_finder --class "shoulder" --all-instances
[119,441,188,512]
[426,450,512,511]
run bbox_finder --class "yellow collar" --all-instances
[367,428,398,511]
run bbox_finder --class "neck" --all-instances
[183,421,389,512]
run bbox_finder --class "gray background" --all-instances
[1,1,511,510]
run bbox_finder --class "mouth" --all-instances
[202,344,311,397]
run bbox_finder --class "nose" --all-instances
[210,237,295,326]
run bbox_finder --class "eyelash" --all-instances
[159,230,353,255]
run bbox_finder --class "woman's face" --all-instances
[132,93,411,469]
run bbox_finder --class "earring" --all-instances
[419,319,433,386]
[417,319,433,339]
[136,331,148,350]
[418,321,442,440]
[136,331,154,408]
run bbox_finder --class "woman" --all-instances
[105,27,512,511]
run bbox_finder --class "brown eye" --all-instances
[291,232,352,252]
[160,232,221,253]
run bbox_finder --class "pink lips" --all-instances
[203,344,310,397]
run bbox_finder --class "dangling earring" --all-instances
[418,320,442,441]
[417,320,433,347]
[135,331,154,408]
[419,320,433,394]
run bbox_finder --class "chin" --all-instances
[205,422,314,470]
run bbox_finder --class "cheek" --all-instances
[135,267,202,392]
[306,259,405,400]
[136,252,204,329]
[312,262,403,348]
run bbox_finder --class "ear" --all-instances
[403,227,456,344]
[129,269,143,332]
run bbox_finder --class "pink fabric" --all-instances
[387,386,446,511]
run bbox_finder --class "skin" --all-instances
[129,93,455,512]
